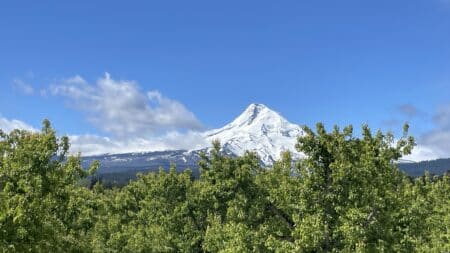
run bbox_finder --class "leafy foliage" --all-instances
[0,121,449,252]
[0,120,98,252]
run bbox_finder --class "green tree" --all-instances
[2,120,449,252]
[407,173,450,252]
[90,167,202,252]
[271,123,416,252]
[0,120,97,252]
[198,142,296,252]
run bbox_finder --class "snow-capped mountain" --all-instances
[81,103,445,179]
[203,103,304,165]
[83,104,305,175]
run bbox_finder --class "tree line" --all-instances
[0,120,449,252]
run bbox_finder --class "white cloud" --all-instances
[0,115,207,156]
[47,73,208,155]
[2,73,208,156]
[12,79,34,95]
[0,117,37,133]
[50,73,203,137]
[404,104,450,161]
[403,145,439,162]
[68,131,207,156]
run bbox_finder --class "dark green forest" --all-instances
[398,158,450,177]
[0,120,449,252]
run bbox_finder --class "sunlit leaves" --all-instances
[0,121,448,252]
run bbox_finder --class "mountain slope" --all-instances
[203,103,304,165]
[81,103,450,179]
[397,158,450,177]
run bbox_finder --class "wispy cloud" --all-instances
[0,117,37,133]
[381,103,448,161]
[382,104,426,128]
[12,79,34,95]
[418,104,450,158]
[402,103,450,161]
[43,73,208,155]
[431,104,450,127]
[0,115,207,155]
[397,104,424,119]
[50,73,203,138]
[68,131,207,155]
[404,145,439,162]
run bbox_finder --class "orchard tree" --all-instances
[409,173,450,252]
[277,123,416,252]
[199,141,298,252]
[0,120,97,252]
[90,167,203,252]
[1,119,449,252]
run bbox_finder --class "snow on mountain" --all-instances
[82,104,444,177]
[202,103,304,165]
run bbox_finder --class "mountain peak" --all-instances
[203,103,304,165]
[231,103,281,127]
[242,103,267,121]
[247,103,268,110]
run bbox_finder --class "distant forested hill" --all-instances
[83,152,450,187]
[398,158,450,177]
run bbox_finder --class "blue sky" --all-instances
[1,0,450,160]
